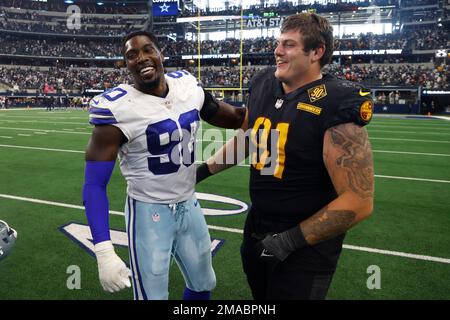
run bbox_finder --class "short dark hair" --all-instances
[280,13,334,68]
[121,30,160,57]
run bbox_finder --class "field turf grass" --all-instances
[0,108,449,300]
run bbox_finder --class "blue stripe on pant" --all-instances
[124,194,216,300]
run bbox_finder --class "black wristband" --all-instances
[284,225,308,251]
[196,163,213,184]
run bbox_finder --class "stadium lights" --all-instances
[97,2,104,5]
[64,0,74,3]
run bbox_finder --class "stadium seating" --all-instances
[0,0,448,111]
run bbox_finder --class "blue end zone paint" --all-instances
[58,222,225,260]
[210,237,225,257]
[58,222,129,259]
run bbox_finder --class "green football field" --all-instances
[0,108,449,300]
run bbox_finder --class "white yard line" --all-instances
[0,126,90,135]
[0,119,88,125]
[371,124,450,130]
[1,143,449,183]
[36,111,75,114]
[369,137,450,143]
[0,108,46,111]
[1,193,449,265]
[369,130,450,136]
[342,244,450,264]
[1,125,450,142]
[0,115,87,120]
[0,136,12,138]
[196,132,450,144]
[375,175,450,184]
[0,144,84,153]
[17,134,31,137]
[3,144,450,158]
[372,150,450,157]
[198,137,450,144]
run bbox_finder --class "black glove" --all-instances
[252,233,280,268]
[196,162,213,184]
[259,226,308,262]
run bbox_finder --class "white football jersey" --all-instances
[89,70,204,203]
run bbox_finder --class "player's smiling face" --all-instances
[124,35,165,93]
[274,30,314,92]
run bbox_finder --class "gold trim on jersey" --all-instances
[308,84,327,102]
[297,102,322,115]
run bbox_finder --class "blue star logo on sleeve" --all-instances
[160,3,170,12]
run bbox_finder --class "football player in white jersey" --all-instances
[82,31,246,300]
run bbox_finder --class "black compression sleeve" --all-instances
[196,163,213,184]
[200,89,220,121]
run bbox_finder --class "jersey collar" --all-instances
[273,73,333,101]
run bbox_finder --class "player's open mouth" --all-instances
[277,61,287,68]
[139,66,155,76]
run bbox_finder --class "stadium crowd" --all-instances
[0,0,147,14]
[0,19,139,36]
[2,35,120,58]
[179,0,399,17]
[411,28,450,50]
[1,0,403,15]
[0,9,145,25]
[0,0,447,98]
[0,66,129,92]
[1,27,448,60]
[1,63,448,93]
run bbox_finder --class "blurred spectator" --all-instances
[1,63,448,92]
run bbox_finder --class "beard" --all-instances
[136,72,162,89]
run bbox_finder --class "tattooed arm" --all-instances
[300,122,374,245]
[251,122,374,261]
[255,122,375,261]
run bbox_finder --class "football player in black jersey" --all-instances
[197,13,374,300]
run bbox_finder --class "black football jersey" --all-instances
[247,67,373,223]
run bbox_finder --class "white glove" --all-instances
[94,240,131,293]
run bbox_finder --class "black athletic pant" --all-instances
[240,212,335,300]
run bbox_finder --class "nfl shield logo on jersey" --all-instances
[152,213,161,222]
[275,99,284,109]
